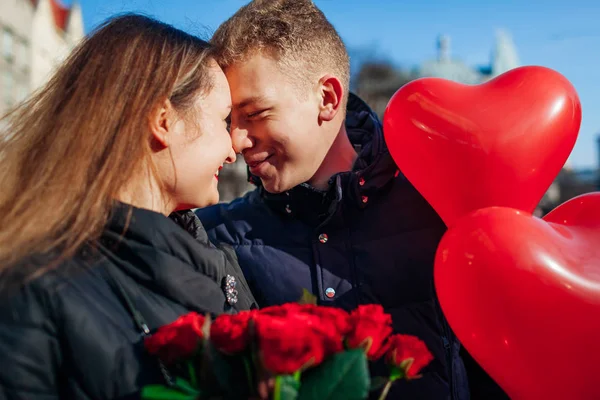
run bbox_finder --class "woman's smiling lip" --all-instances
[214,166,222,181]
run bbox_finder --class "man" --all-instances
[197,0,471,398]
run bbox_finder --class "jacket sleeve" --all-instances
[0,286,61,400]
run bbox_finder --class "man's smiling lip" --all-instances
[246,154,273,168]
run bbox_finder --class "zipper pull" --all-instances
[442,335,451,349]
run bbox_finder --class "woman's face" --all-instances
[166,62,236,210]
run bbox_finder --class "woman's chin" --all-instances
[195,193,220,209]
[173,193,219,211]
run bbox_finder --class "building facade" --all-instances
[0,0,83,117]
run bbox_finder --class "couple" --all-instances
[0,1,504,399]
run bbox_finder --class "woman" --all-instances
[0,14,256,400]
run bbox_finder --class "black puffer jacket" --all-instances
[0,203,256,400]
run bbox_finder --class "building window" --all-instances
[2,27,14,62]
[3,69,14,107]
[16,38,29,69]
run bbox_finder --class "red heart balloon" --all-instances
[434,192,600,399]
[383,66,582,227]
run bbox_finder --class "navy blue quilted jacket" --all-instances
[196,94,470,399]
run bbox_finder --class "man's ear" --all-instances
[148,99,174,148]
[318,74,344,122]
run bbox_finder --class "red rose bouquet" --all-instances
[142,302,433,400]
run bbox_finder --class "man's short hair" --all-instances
[211,0,350,105]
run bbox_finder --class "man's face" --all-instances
[226,53,332,193]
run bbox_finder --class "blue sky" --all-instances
[76,0,600,169]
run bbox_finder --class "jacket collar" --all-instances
[106,202,213,251]
[101,202,228,315]
[250,93,400,225]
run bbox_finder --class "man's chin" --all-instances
[261,183,286,194]
[260,177,295,194]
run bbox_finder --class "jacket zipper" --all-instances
[435,288,460,400]
[441,316,461,400]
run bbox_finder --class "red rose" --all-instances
[299,305,351,334]
[210,310,256,354]
[255,303,352,374]
[258,303,308,317]
[260,304,349,355]
[255,311,326,374]
[144,312,205,365]
[299,305,350,354]
[385,334,434,379]
[346,304,393,360]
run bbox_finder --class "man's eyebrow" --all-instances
[233,95,268,109]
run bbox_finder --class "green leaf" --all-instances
[298,349,370,400]
[369,376,388,391]
[274,374,300,400]
[297,289,318,305]
[174,377,200,395]
[187,362,198,388]
[141,385,198,400]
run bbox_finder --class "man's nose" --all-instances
[230,125,254,154]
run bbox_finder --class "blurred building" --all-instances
[352,61,415,120]
[417,30,519,84]
[0,0,84,117]
[355,30,521,117]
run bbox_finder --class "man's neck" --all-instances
[309,125,358,190]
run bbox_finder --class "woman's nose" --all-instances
[224,146,236,164]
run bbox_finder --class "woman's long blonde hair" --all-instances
[0,14,214,277]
